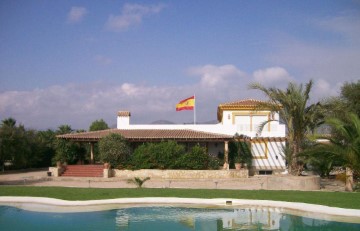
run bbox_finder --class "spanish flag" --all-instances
[176,96,195,111]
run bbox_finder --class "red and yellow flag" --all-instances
[176,96,195,111]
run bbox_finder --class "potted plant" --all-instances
[234,155,242,170]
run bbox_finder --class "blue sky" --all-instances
[1,0,360,129]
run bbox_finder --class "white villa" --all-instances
[58,99,287,175]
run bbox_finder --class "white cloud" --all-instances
[67,6,88,24]
[188,64,246,88]
[312,79,341,101]
[1,64,343,130]
[267,13,360,98]
[0,67,254,130]
[316,13,360,44]
[105,3,165,31]
[253,67,293,85]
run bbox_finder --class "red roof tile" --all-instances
[57,129,232,142]
[219,99,266,108]
[217,99,277,121]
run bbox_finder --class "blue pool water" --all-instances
[0,206,359,230]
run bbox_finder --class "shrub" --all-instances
[131,141,223,170]
[98,133,131,168]
[208,155,221,170]
[177,145,209,170]
[131,141,185,169]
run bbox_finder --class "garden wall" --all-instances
[113,169,249,179]
[111,169,320,191]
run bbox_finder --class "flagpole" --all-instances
[194,94,196,125]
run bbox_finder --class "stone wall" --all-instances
[247,175,321,191]
[113,169,249,179]
[111,169,320,191]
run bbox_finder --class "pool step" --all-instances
[61,165,103,177]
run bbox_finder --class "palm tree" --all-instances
[301,113,360,191]
[1,118,16,128]
[249,80,324,175]
[56,125,73,135]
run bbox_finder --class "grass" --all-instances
[0,186,360,209]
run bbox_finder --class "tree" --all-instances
[56,124,72,135]
[0,118,53,169]
[54,125,86,164]
[341,80,360,117]
[88,119,109,163]
[324,81,360,120]
[1,118,16,128]
[0,118,28,169]
[99,133,131,168]
[301,113,360,191]
[89,119,109,131]
[249,80,324,175]
[35,129,56,167]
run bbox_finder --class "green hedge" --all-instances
[130,141,221,170]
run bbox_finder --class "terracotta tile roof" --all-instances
[217,99,276,122]
[219,99,266,108]
[237,136,287,142]
[117,111,131,117]
[57,129,233,142]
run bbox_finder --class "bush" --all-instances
[99,133,131,168]
[130,142,223,170]
[177,145,209,170]
[131,141,185,169]
[208,155,221,170]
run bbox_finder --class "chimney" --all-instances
[117,111,131,129]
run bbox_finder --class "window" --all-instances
[259,170,273,175]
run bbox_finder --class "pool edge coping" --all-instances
[1,196,360,218]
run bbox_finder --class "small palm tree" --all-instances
[301,113,360,191]
[127,177,150,188]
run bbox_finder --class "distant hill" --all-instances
[151,120,219,125]
[151,120,175,124]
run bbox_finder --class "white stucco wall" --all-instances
[115,123,285,138]
[117,116,130,129]
[252,141,286,170]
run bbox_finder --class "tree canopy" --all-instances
[98,133,131,168]
[89,119,109,131]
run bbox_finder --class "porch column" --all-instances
[224,141,229,170]
[90,142,94,164]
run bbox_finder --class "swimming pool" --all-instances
[1,197,360,230]
[0,205,359,230]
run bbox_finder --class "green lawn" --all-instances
[1,186,360,209]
